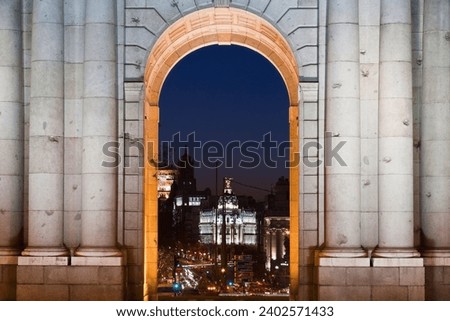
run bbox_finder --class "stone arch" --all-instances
[143,7,300,300]
[144,8,299,105]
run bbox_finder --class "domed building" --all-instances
[199,178,257,246]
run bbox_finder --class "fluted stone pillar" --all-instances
[375,0,419,257]
[322,0,365,257]
[421,0,450,257]
[75,0,121,257]
[0,1,23,256]
[23,0,68,256]
[63,0,85,251]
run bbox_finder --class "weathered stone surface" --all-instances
[346,267,371,286]
[426,283,450,301]
[0,0,23,255]
[373,267,400,286]
[99,267,125,285]
[408,286,425,300]
[376,0,417,255]
[317,267,346,285]
[17,284,69,301]
[444,267,450,284]
[400,267,425,286]
[71,256,125,266]
[43,266,68,284]
[319,285,371,301]
[421,0,450,254]
[17,266,44,284]
[68,267,99,284]
[0,265,16,300]
[70,285,124,301]
[0,283,15,300]
[372,286,408,301]
[25,0,67,256]
[124,211,140,230]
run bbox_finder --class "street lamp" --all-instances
[221,267,227,292]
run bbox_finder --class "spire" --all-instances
[223,177,233,194]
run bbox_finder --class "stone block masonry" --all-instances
[16,257,126,301]
[425,260,450,300]
[316,258,425,300]
[0,262,17,300]
[316,265,425,300]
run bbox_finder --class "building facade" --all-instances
[263,216,289,271]
[199,179,258,246]
[0,0,449,300]
[168,152,209,244]
[157,168,178,200]
[263,176,290,272]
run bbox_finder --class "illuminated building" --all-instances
[263,177,290,285]
[171,152,209,243]
[157,168,178,200]
[264,217,289,271]
[199,178,257,246]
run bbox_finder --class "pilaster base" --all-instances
[318,247,367,258]
[372,248,421,258]
[75,247,123,257]
[21,246,69,257]
[0,247,21,256]
[421,249,450,258]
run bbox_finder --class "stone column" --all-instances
[22,0,68,256]
[75,0,121,257]
[0,1,23,256]
[63,0,85,252]
[271,230,276,261]
[421,0,450,256]
[276,230,283,261]
[239,223,243,244]
[322,0,365,257]
[375,0,419,257]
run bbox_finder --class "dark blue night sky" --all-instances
[159,45,289,200]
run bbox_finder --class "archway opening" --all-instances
[143,7,299,300]
[157,44,290,298]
